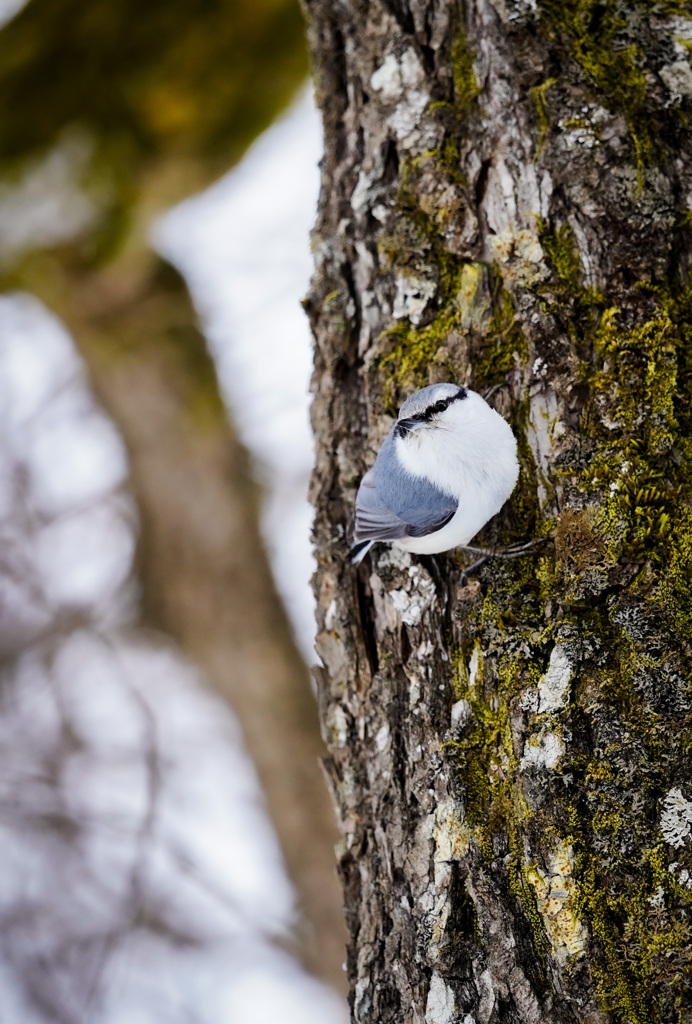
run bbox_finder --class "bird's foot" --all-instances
[458,538,545,587]
[458,555,489,587]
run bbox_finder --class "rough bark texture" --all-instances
[304,1,692,1021]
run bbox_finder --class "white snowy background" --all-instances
[155,88,319,661]
[0,84,348,1024]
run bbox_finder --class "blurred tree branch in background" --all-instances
[0,0,345,1000]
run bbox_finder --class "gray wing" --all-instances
[352,434,457,545]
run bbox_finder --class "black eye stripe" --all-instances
[408,387,467,422]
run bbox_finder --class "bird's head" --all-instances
[395,382,469,438]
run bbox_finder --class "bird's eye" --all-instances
[406,393,461,424]
[417,400,446,421]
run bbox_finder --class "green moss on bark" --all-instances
[371,39,692,1006]
[451,30,481,114]
[536,0,656,167]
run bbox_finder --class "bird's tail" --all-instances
[350,539,373,566]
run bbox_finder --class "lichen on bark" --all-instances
[305,0,692,1019]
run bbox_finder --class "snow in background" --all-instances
[155,87,322,662]
[0,0,27,28]
[0,87,347,1023]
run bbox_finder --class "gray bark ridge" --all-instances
[306,0,692,1021]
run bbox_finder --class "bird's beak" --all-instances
[397,418,426,436]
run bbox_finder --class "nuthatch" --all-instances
[350,383,520,567]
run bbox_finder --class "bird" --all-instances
[350,382,520,567]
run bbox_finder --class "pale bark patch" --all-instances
[537,645,573,714]
[525,843,587,959]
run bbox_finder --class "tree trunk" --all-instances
[304,1,692,1021]
[11,247,347,992]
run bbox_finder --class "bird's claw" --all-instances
[458,537,546,587]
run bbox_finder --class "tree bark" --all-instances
[304,0,692,1021]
